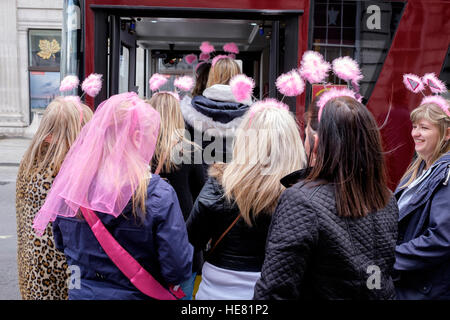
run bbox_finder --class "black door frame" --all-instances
[91,6,303,109]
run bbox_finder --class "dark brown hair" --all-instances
[192,63,211,96]
[306,96,390,218]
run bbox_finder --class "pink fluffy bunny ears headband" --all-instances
[298,51,364,121]
[184,41,240,72]
[403,73,450,117]
[149,73,195,101]
[227,51,364,121]
[59,73,103,123]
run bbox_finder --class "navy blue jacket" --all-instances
[394,152,450,299]
[53,174,193,300]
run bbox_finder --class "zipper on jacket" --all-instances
[444,164,450,186]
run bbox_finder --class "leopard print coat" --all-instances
[16,161,69,300]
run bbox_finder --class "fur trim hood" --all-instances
[180,89,251,138]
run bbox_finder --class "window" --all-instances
[311,1,404,102]
[28,29,61,110]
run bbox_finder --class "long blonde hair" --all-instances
[206,57,240,88]
[19,97,93,177]
[221,107,307,226]
[400,101,450,188]
[148,93,198,173]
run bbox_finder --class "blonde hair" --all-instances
[400,101,450,188]
[206,57,240,88]
[221,107,307,226]
[19,97,93,177]
[101,99,158,220]
[147,93,198,174]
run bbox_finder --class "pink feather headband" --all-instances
[317,88,362,122]
[403,72,449,116]
[298,51,365,116]
[149,73,194,101]
[59,73,103,100]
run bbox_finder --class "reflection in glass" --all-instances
[119,46,130,93]
[29,72,61,109]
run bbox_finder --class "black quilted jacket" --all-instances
[253,170,399,300]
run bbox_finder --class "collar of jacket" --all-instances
[179,94,250,138]
[203,84,253,106]
[280,167,313,188]
[395,152,450,221]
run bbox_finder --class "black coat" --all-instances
[254,170,399,300]
[186,173,272,273]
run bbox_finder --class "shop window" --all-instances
[28,29,62,110]
[311,1,405,102]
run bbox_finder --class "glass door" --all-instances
[109,16,137,95]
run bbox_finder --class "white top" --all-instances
[195,262,261,300]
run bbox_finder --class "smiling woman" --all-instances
[394,99,450,300]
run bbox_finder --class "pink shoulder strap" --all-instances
[79,207,185,300]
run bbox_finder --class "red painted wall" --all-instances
[366,0,450,189]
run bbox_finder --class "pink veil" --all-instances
[33,92,161,236]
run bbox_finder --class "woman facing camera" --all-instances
[394,98,450,300]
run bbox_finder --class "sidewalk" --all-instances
[0,137,32,183]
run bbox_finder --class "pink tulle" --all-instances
[276,70,305,97]
[81,73,103,97]
[184,54,197,65]
[299,51,330,84]
[317,88,360,121]
[332,56,363,84]
[212,55,229,67]
[199,53,210,62]
[174,76,194,92]
[60,75,80,92]
[421,95,450,116]
[149,73,168,92]
[422,73,447,94]
[230,74,255,103]
[200,41,215,54]
[403,73,425,94]
[32,92,161,236]
[223,42,239,54]
[249,98,289,120]
[228,54,236,59]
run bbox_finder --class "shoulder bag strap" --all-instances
[208,214,242,257]
[79,206,185,300]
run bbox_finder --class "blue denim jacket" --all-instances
[53,174,193,300]
[394,152,450,299]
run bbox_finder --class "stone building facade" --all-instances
[0,0,63,137]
